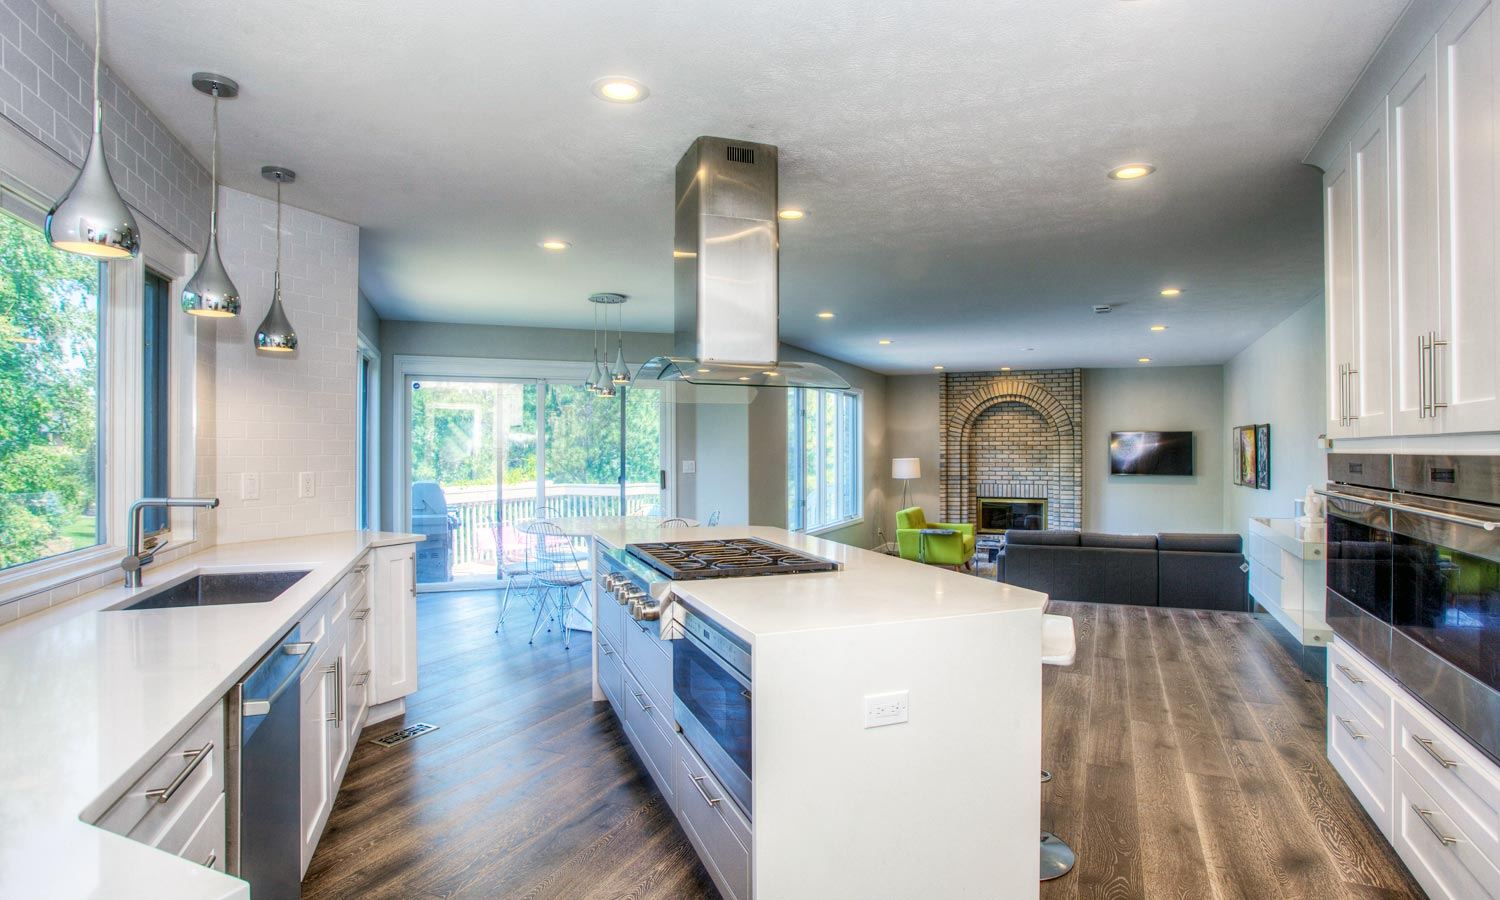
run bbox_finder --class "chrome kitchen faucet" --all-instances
[121,497,220,588]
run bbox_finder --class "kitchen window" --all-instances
[787,388,861,533]
[141,269,171,539]
[0,208,105,571]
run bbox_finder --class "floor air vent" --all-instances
[371,722,439,747]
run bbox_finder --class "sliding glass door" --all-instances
[405,371,667,590]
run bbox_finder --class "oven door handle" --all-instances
[1315,489,1500,532]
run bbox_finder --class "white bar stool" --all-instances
[1040,612,1077,881]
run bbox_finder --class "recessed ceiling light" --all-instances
[540,239,570,251]
[696,368,711,373]
[1160,287,1182,297]
[591,76,648,103]
[933,365,944,370]
[762,371,779,377]
[1000,366,1012,372]
[778,209,806,220]
[738,376,751,381]
[1150,324,1167,332]
[878,339,893,345]
[816,311,835,319]
[673,249,697,259]
[1138,357,1152,364]
[1108,163,1156,180]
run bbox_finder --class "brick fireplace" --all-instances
[939,369,1083,530]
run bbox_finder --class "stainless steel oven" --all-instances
[672,605,752,817]
[1322,453,1500,763]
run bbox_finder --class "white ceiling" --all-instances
[54,0,1407,373]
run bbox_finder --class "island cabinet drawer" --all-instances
[1329,641,1395,751]
[621,664,676,806]
[598,634,625,716]
[1329,689,1392,836]
[676,734,750,900]
[175,791,226,871]
[1395,762,1500,899]
[300,572,355,647]
[596,589,624,648]
[1394,696,1500,862]
[96,701,224,844]
[623,614,673,711]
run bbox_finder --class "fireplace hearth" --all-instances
[977,497,1047,534]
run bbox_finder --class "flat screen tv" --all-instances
[1109,431,1193,476]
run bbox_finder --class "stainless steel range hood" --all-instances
[635,136,849,390]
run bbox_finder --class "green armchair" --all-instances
[895,507,976,567]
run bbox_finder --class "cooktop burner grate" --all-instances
[626,538,838,580]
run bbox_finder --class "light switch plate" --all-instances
[298,471,315,498]
[241,472,259,501]
[681,459,697,475]
[864,690,909,728]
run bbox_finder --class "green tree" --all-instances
[0,212,100,568]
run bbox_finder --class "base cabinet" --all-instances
[1329,639,1500,898]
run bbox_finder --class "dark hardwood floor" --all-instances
[301,591,1423,900]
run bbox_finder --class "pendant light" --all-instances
[254,166,298,353]
[610,298,631,386]
[45,0,138,260]
[587,293,628,393]
[584,301,603,392]
[181,73,241,317]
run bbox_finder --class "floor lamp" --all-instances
[892,458,921,509]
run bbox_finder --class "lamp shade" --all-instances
[892,457,921,480]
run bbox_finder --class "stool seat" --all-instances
[1042,613,1076,667]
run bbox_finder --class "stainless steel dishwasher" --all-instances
[227,625,314,899]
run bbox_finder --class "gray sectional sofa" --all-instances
[997,530,1249,611]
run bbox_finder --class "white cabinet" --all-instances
[298,638,337,875]
[1328,639,1500,898]
[1247,517,1329,647]
[1391,41,1443,435]
[1325,146,1359,439]
[371,544,418,705]
[1324,0,1500,440]
[1434,0,1500,434]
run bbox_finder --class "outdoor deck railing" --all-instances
[441,483,659,567]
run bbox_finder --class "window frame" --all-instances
[787,387,863,535]
[356,333,381,531]
[0,124,199,603]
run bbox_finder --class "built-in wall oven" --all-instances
[1322,453,1500,763]
[672,606,752,817]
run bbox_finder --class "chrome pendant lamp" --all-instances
[254,166,298,353]
[45,0,139,260]
[181,73,241,317]
[583,301,603,393]
[587,293,627,395]
[609,297,631,386]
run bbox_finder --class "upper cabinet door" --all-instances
[1325,145,1358,439]
[1391,41,1443,435]
[1352,102,1393,437]
[1437,0,1500,434]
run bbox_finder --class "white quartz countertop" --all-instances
[0,531,421,900]
[591,525,1047,642]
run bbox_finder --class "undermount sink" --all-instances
[118,571,311,611]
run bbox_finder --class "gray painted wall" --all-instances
[357,292,381,345]
[1083,366,1225,534]
[886,375,942,517]
[1222,297,1326,539]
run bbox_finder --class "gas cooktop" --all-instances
[625,538,839,581]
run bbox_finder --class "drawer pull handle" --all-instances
[1414,735,1458,770]
[1334,664,1364,685]
[741,690,752,701]
[145,741,214,804]
[354,671,370,687]
[1412,805,1458,846]
[1335,716,1366,741]
[202,850,217,869]
[690,774,723,808]
[631,690,655,712]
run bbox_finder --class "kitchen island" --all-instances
[586,525,1047,900]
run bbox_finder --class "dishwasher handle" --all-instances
[242,641,316,717]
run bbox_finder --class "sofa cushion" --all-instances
[1081,532,1158,551]
[1006,530,1080,547]
[1157,532,1242,553]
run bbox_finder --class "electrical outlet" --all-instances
[241,472,259,501]
[681,459,697,475]
[863,690,909,729]
[298,471,315,498]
